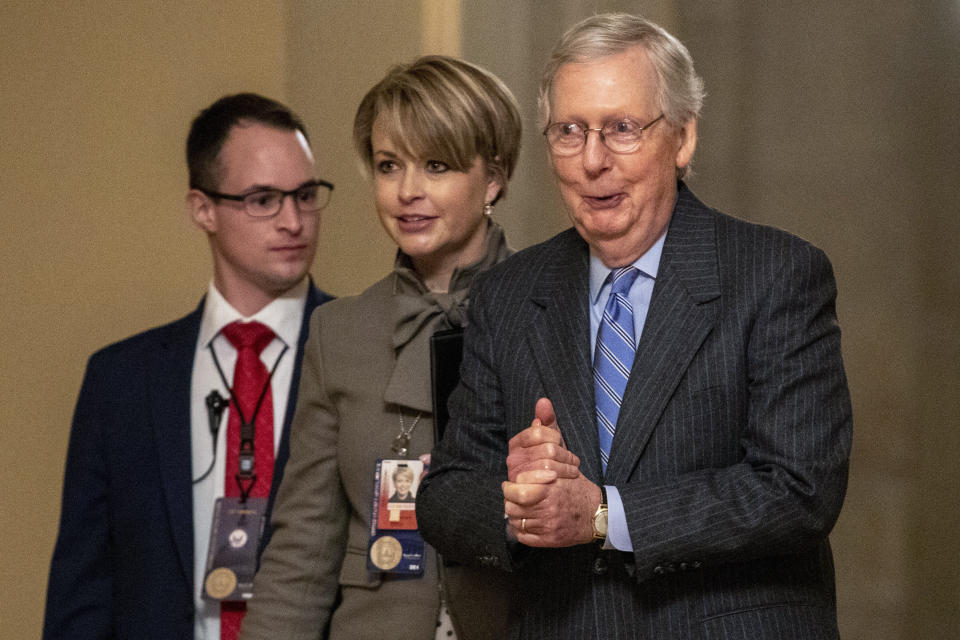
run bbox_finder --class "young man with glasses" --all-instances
[44,93,334,640]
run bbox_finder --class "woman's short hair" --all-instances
[353,55,522,203]
[538,13,705,136]
[392,465,415,482]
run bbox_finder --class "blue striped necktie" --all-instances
[594,267,640,473]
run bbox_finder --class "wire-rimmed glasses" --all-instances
[543,114,664,156]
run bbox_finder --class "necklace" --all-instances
[392,410,422,457]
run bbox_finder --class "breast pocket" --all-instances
[338,545,381,588]
[649,384,742,471]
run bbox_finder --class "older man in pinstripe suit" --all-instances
[418,13,852,640]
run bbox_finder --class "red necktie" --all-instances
[219,320,276,640]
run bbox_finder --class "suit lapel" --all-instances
[149,302,204,585]
[144,285,334,579]
[260,282,334,556]
[272,283,331,489]
[606,186,722,484]
[525,231,605,482]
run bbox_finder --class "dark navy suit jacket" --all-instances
[419,185,852,639]
[43,284,332,639]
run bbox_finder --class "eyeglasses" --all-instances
[198,179,334,217]
[543,114,665,156]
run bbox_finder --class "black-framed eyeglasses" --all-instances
[543,114,665,156]
[198,179,334,218]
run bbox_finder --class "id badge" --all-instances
[367,459,425,576]
[202,496,266,602]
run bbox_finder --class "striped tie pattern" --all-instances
[594,267,640,473]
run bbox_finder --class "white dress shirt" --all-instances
[190,279,308,639]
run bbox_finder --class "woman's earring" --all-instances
[483,202,494,217]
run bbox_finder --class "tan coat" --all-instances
[242,273,513,640]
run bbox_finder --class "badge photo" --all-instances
[376,459,424,531]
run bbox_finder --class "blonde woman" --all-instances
[241,56,522,640]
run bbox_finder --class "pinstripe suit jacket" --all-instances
[417,184,852,639]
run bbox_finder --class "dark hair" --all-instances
[186,93,310,190]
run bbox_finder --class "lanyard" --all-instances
[208,339,288,501]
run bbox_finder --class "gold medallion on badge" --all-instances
[205,567,238,600]
[369,535,403,570]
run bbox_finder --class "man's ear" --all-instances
[675,118,698,171]
[187,189,217,233]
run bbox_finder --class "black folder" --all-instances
[429,327,464,443]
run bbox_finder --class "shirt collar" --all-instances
[589,231,667,304]
[198,278,309,349]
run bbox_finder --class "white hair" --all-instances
[538,13,705,177]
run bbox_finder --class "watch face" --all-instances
[593,507,608,537]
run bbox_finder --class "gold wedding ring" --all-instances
[521,518,527,534]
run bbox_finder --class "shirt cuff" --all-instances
[602,485,634,552]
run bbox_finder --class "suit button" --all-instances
[666,563,677,573]
[653,565,665,576]
[692,561,702,569]
[478,555,499,567]
[679,562,689,571]
[593,557,608,575]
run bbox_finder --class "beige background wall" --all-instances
[2,1,957,638]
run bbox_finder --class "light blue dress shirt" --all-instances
[588,232,666,552]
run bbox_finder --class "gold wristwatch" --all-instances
[592,485,608,542]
